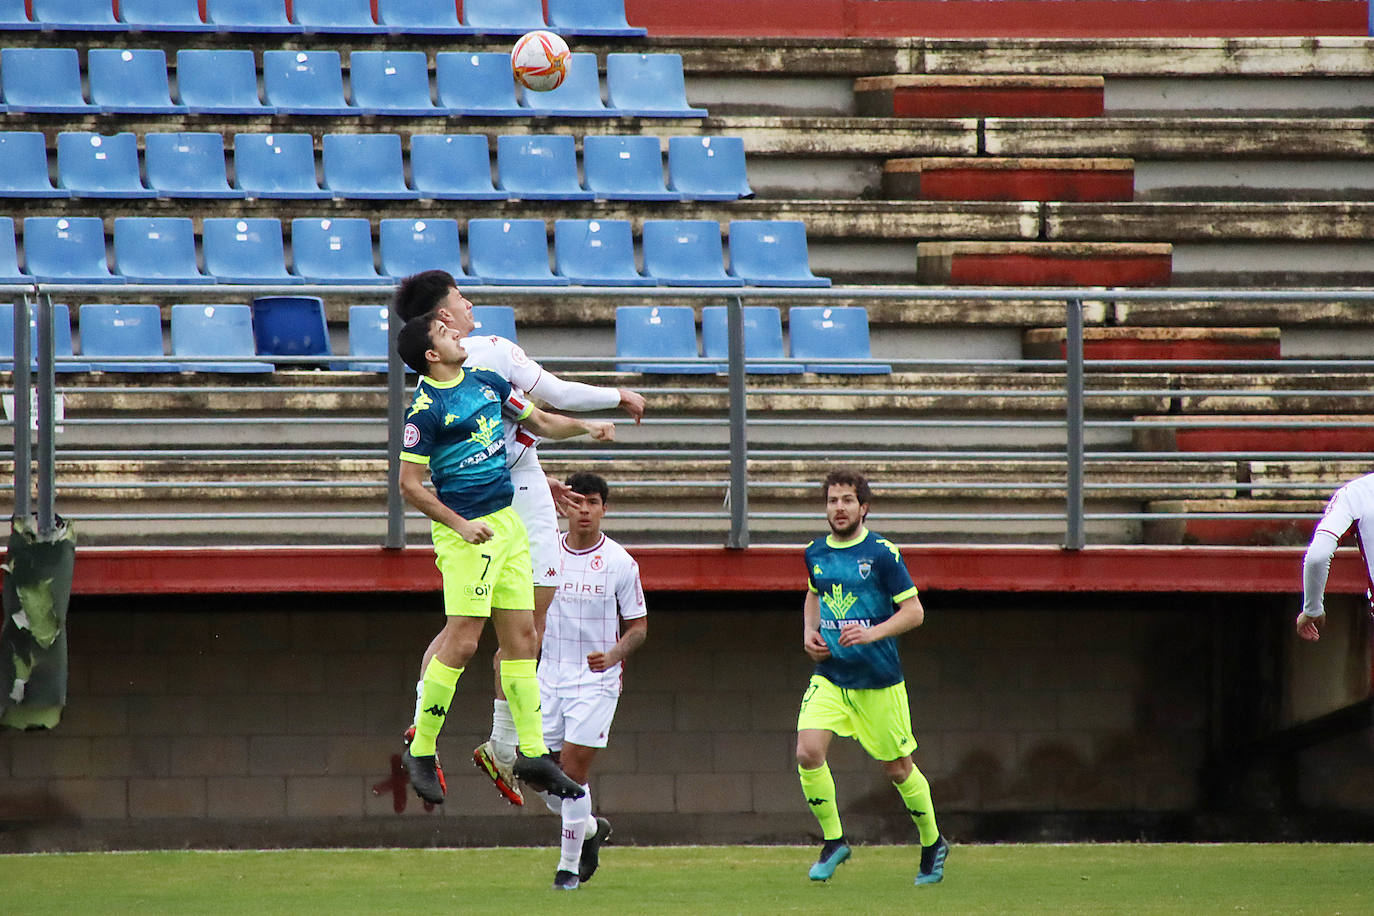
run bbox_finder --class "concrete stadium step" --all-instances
[984,117,1374,158]
[917,241,1173,286]
[1132,415,1374,453]
[1142,499,1325,546]
[854,75,1105,118]
[884,157,1135,202]
[1044,201,1374,241]
[1247,459,1373,498]
[1023,327,1281,360]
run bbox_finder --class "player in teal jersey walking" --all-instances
[796,468,949,886]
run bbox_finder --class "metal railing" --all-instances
[8,283,1374,549]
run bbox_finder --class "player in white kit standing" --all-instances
[392,271,646,804]
[1297,471,1374,641]
[536,471,647,890]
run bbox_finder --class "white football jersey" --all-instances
[461,334,546,470]
[1315,472,1374,580]
[539,533,647,695]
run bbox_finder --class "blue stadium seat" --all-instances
[23,216,122,284]
[615,305,722,374]
[435,51,524,115]
[378,218,477,283]
[0,217,25,280]
[205,0,302,32]
[145,132,244,199]
[582,135,679,201]
[0,48,91,113]
[0,132,68,198]
[113,217,209,284]
[171,304,274,373]
[290,217,388,285]
[87,48,185,113]
[641,220,743,287]
[293,0,386,33]
[553,219,653,286]
[520,53,616,117]
[495,134,593,201]
[348,51,440,115]
[667,135,754,201]
[606,53,706,117]
[728,220,831,287]
[788,306,891,374]
[410,134,506,201]
[462,0,546,34]
[175,49,275,114]
[376,0,474,34]
[321,134,419,200]
[201,217,302,284]
[701,305,801,374]
[466,218,567,286]
[56,131,155,198]
[232,133,331,200]
[78,304,178,372]
[546,0,645,36]
[262,50,356,115]
[0,303,91,372]
[250,296,331,360]
[31,0,122,29]
[471,305,517,341]
[346,304,390,371]
[0,0,40,29]
[120,0,215,31]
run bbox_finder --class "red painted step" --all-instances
[1023,327,1280,361]
[1135,416,1374,453]
[885,157,1134,202]
[856,75,1104,118]
[1143,501,1323,546]
[918,241,1172,286]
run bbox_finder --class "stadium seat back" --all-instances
[701,305,801,374]
[667,135,753,201]
[87,48,184,113]
[519,53,610,116]
[1,47,90,112]
[606,53,705,117]
[466,218,566,286]
[0,217,24,279]
[346,304,390,371]
[546,0,644,35]
[23,216,121,283]
[410,134,504,200]
[375,0,471,33]
[470,305,518,341]
[0,302,89,371]
[201,217,300,284]
[582,135,678,201]
[378,218,474,282]
[0,0,39,28]
[120,0,214,30]
[615,305,722,374]
[553,219,653,286]
[641,219,742,287]
[348,51,437,114]
[250,296,331,357]
[435,51,523,114]
[262,50,353,114]
[175,49,272,113]
[145,132,243,199]
[232,133,330,199]
[31,0,121,29]
[322,133,418,199]
[293,0,384,32]
[0,131,67,197]
[290,217,386,284]
[462,0,546,33]
[56,131,155,198]
[170,303,274,372]
[495,134,593,200]
[728,220,830,287]
[78,303,179,372]
[113,217,207,284]
[788,306,891,374]
[205,0,301,32]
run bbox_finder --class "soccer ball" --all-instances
[511,30,571,92]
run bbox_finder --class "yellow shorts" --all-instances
[431,505,534,617]
[796,673,918,762]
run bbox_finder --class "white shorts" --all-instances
[540,687,619,750]
[510,457,559,588]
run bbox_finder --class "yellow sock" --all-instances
[798,763,844,841]
[410,657,462,757]
[895,765,939,846]
[498,658,547,757]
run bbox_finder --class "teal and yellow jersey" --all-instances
[399,367,534,520]
[805,528,918,689]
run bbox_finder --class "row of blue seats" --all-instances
[0,216,830,287]
[0,48,700,117]
[2,301,885,375]
[4,0,645,36]
[1,131,749,201]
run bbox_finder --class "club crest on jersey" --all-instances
[590,555,604,571]
[482,387,499,403]
[403,423,420,448]
[857,559,872,579]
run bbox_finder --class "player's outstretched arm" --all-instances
[519,404,616,442]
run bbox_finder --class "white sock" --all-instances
[558,787,592,873]
[490,699,518,766]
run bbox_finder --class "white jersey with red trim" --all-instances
[539,533,647,696]
[460,334,547,471]
[1315,472,1374,583]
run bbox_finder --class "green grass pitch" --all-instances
[2,844,1369,915]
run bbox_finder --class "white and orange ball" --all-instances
[511,30,571,92]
